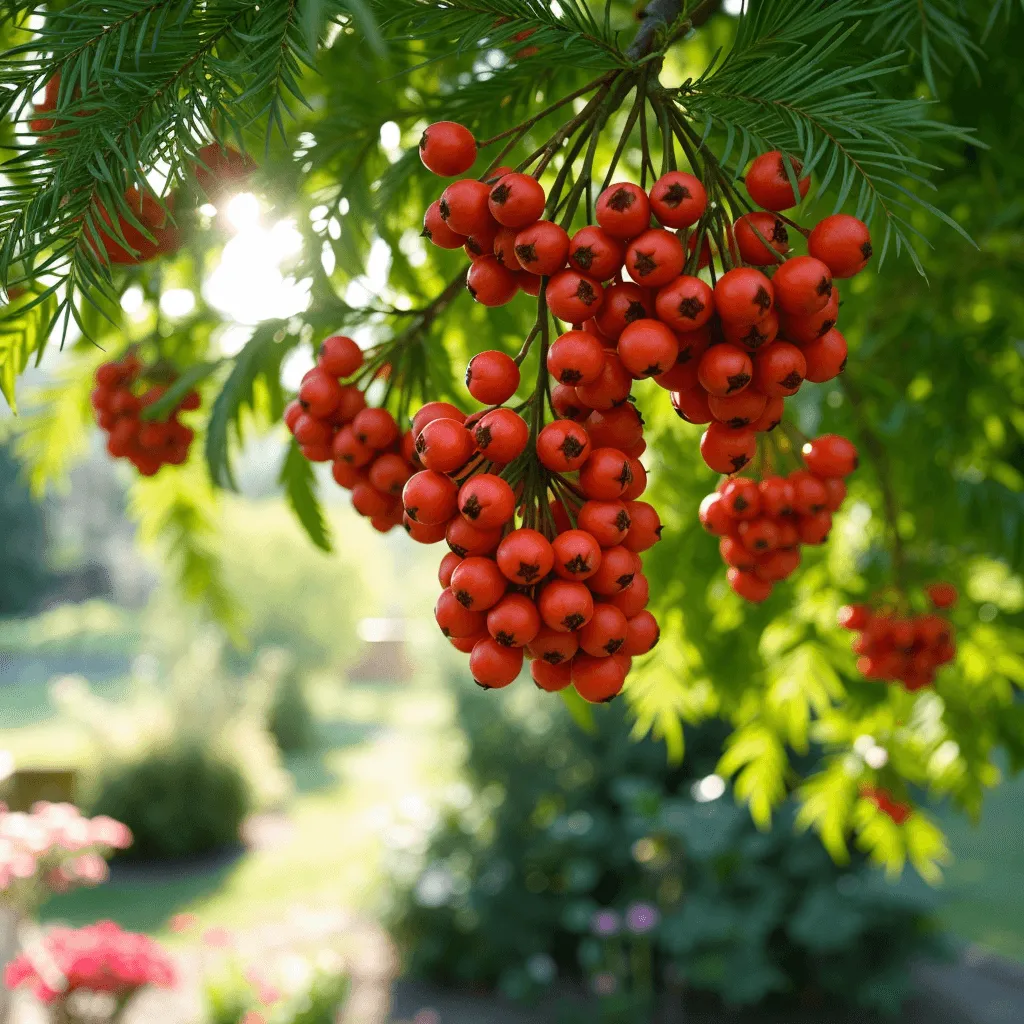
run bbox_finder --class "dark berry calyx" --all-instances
[465,237,485,256]
[730,454,751,471]
[455,589,474,608]
[625,301,646,324]
[564,553,591,575]
[615,461,634,487]
[632,251,658,277]
[572,245,595,270]
[461,494,482,520]
[438,198,451,220]
[662,182,691,208]
[780,370,803,389]
[494,631,516,647]
[615,572,635,590]
[576,279,597,305]
[726,372,752,393]
[515,242,537,265]
[562,612,586,631]
[678,296,705,320]
[861,241,873,260]
[559,435,585,458]
[490,183,512,205]
[604,638,625,655]
[559,369,583,385]
[543,650,566,664]
[608,187,634,212]
[771,221,789,244]
[753,286,772,314]
[742,325,769,349]
[816,276,833,298]
[517,561,542,583]
[405,506,419,522]
[615,509,632,532]
[475,425,492,449]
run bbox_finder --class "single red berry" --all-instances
[789,470,829,515]
[758,476,795,517]
[466,350,520,405]
[493,226,522,269]
[754,547,801,583]
[496,528,555,585]
[720,536,756,571]
[547,269,605,324]
[594,282,652,340]
[517,270,541,296]
[596,183,651,239]
[416,417,476,472]
[623,501,662,552]
[745,151,810,211]
[802,328,848,384]
[552,530,602,581]
[700,422,756,474]
[463,219,500,259]
[440,178,494,236]
[697,344,753,397]
[579,447,633,500]
[625,229,685,289]
[293,414,332,448]
[608,573,649,618]
[753,341,806,397]
[727,567,773,602]
[621,459,647,501]
[779,288,840,344]
[513,220,569,275]
[721,307,778,354]
[568,226,624,281]
[351,482,396,519]
[575,352,632,411]
[447,517,504,557]
[772,256,834,316]
[714,267,774,326]
[487,592,542,647]
[587,545,638,596]
[419,121,476,176]
[801,434,858,478]
[738,517,780,554]
[699,493,732,536]
[318,335,363,378]
[585,403,643,451]
[551,384,587,421]
[469,638,523,689]
[368,453,412,496]
[402,469,459,525]
[458,473,516,528]
[332,425,374,467]
[536,420,592,472]
[797,510,832,545]
[925,582,958,609]
[838,603,871,630]
[412,401,465,439]
[654,275,715,332]
[720,478,761,519]
[616,318,679,379]
[404,515,449,545]
[299,368,344,417]
[572,653,626,703]
[670,386,713,425]
[823,477,847,511]
[547,330,605,385]
[332,461,364,489]
[284,400,304,433]
[750,395,785,432]
[435,587,486,638]
[450,556,507,611]
[474,408,529,463]
[423,200,466,249]
[708,389,767,429]
[526,626,579,665]
[654,328,712,391]
[332,385,367,425]
[539,580,595,633]
[531,659,573,692]
[734,212,790,265]
[649,171,707,229]
[467,255,519,307]
[623,610,660,656]
[579,603,629,657]
[808,214,872,278]
[438,551,463,589]
[353,407,399,449]
[488,172,546,227]
[578,500,631,547]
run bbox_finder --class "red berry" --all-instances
[517,271,541,296]
[531,659,573,692]
[714,268,774,325]
[617,318,679,379]
[333,425,375,467]
[440,179,494,236]
[801,434,858,478]
[333,386,367,424]
[926,582,958,609]
[572,653,626,703]
[578,500,631,547]
[780,289,839,345]
[435,587,486,638]
[670,386,713,425]
[493,226,521,269]
[752,341,805,398]
[720,478,760,519]
[353,407,399,449]
[823,477,847,511]
[808,214,872,278]
[537,420,591,472]
[547,330,605,385]
[466,350,520,405]
[416,417,476,472]
[450,556,507,611]
[351,482,394,519]
[488,172,545,228]
[708,389,768,429]
[623,610,660,655]
[293,414,332,448]
[738,517,780,554]
[734,212,790,265]
[750,395,784,433]
[446,517,503,557]
[458,473,515,528]
[539,580,595,632]
[596,183,651,239]
[551,384,587,421]
[299,368,344,418]
[403,470,459,525]
[552,530,602,581]
[579,603,629,657]
[496,528,555,585]
[745,151,810,211]
[513,220,568,275]
[699,493,733,536]
[797,510,832,545]
[319,335,364,378]
[772,256,834,316]
[838,604,871,630]
[623,501,662,552]
[579,447,633,500]
[649,171,706,229]
[802,328,848,384]
[789,470,829,515]
[587,545,638,596]
[758,476,795,517]
[474,408,529,463]
[546,269,604,324]
[463,219,500,259]
[700,422,756,474]
[469,638,523,689]
[526,626,579,666]
[419,121,476,176]
[575,352,632,411]
[594,282,652,339]
[624,229,685,289]
[487,593,542,648]
[413,401,465,439]
[608,573,649,618]
[585,404,643,451]
[467,255,519,307]
[697,344,753,397]
[423,200,466,249]
[727,567,773,602]
[568,226,624,281]
[404,516,449,545]
[439,551,462,588]
[332,461,363,489]
[654,275,715,332]
[621,459,647,501]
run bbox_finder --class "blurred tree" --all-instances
[0,441,50,615]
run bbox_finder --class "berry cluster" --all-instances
[285,335,417,534]
[91,354,199,475]
[838,583,957,690]
[4,921,175,1004]
[698,434,858,601]
[399,355,661,703]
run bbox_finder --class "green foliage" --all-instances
[279,439,332,553]
[386,688,947,1014]
[91,740,250,860]
[0,440,51,615]
[268,669,317,753]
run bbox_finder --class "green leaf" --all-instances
[141,359,223,421]
[278,438,332,552]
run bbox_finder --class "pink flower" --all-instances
[169,913,198,934]
[89,816,133,850]
[71,854,108,885]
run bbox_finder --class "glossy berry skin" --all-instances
[298,368,343,418]
[753,341,806,397]
[655,332,709,391]
[708,389,767,429]
[699,493,733,536]
[727,567,773,602]
[797,510,832,545]
[808,214,872,278]
[487,593,541,648]
[587,545,638,596]
[580,448,633,500]
[552,530,602,581]
[623,501,662,552]
[488,172,546,228]
[579,603,629,657]
[539,580,595,633]
[758,476,795,518]
[772,256,834,316]
[734,212,790,265]
[466,350,520,405]
[750,395,785,433]
[714,268,774,325]
[458,473,516,528]
[738,517,780,554]
[720,478,760,519]
[319,335,364,378]
[469,638,523,688]
[467,255,519,307]
[446,517,503,558]
[781,290,839,345]
[698,344,753,397]
[745,151,810,211]
[419,121,476,176]
[617,318,679,378]
[578,500,631,547]
[440,179,494,236]
[497,528,555,585]
[723,313,779,354]
[575,352,632,411]
[568,226,624,281]
[514,220,569,276]
[789,471,829,515]
[801,434,858,478]
[926,582,958,608]
[547,269,604,324]
[596,183,651,239]
[473,408,529,463]
[423,200,466,249]
[609,573,649,619]
[450,556,507,611]
[801,328,848,384]
[670,386,713,425]
[526,627,579,665]
[585,404,643,451]
[438,551,463,589]
[649,171,707,228]
[435,588,486,638]
[463,219,500,259]
[416,417,476,473]
[624,229,685,289]
[594,282,652,339]
[536,420,592,472]
[369,454,412,496]
[531,659,573,692]
[402,470,459,525]
[623,610,660,656]
[353,407,399,449]
[572,654,626,703]
[493,226,521,269]
[547,330,605,385]
[622,459,647,501]
[655,276,715,332]
[413,401,465,438]
[700,422,756,474]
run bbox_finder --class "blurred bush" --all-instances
[0,441,51,616]
[268,670,317,753]
[386,689,947,1016]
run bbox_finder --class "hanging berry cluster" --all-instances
[698,434,858,602]
[91,354,198,474]
[285,335,418,534]
[838,583,957,690]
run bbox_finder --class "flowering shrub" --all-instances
[4,920,175,1006]
[0,803,132,916]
